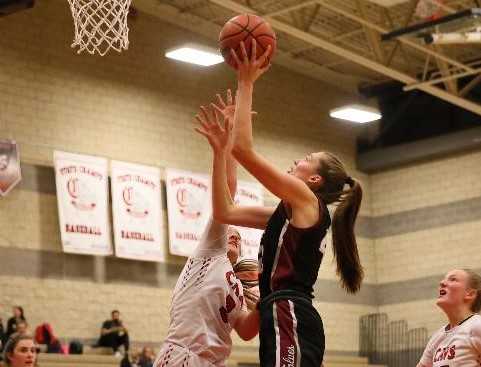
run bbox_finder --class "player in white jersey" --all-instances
[417,269,481,367]
[154,91,260,367]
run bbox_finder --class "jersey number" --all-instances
[220,295,236,323]
[219,271,244,323]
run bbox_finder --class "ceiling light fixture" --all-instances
[329,104,382,123]
[165,44,224,67]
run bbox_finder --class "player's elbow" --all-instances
[212,210,230,224]
[226,181,237,198]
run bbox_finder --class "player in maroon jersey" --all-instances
[196,40,364,366]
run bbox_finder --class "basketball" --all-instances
[219,14,277,69]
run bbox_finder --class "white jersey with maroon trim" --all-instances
[419,314,481,367]
[159,218,245,367]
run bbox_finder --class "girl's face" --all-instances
[437,269,475,312]
[13,307,21,318]
[8,339,36,367]
[288,152,323,187]
[227,227,241,265]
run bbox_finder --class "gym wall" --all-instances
[0,0,375,354]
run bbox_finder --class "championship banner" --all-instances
[234,180,264,260]
[54,151,112,256]
[0,140,21,197]
[165,168,211,257]
[111,160,164,262]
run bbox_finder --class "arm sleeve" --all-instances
[470,318,481,354]
[192,216,228,258]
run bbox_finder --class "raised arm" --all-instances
[216,90,237,198]
[195,91,275,230]
[192,93,238,255]
[231,41,317,211]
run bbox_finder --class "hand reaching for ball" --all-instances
[219,13,276,70]
[231,40,272,86]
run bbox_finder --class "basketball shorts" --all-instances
[259,290,325,367]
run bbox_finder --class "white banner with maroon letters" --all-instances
[234,180,264,260]
[0,139,21,197]
[54,151,112,256]
[166,168,211,257]
[111,160,164,262]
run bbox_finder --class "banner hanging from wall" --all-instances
[234,180,264,260]
[0,139,21,197]
[54,151,112,256]
[111,160,164,262]
[165,168,211,257]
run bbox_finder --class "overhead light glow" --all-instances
[329,104,381,123]
[165,45,224,67]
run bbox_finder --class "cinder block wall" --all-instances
[0,0,375,354]
[371,150,481,336]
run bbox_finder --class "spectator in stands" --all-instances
[13,323,28,338]
[34,323,61,354]
[6,307,26,341]
[120,347,140,367]
[96,310,129,357]
[138,347,154,367]
[2,334,37,367]
[0,316,5,350]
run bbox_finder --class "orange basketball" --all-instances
[219,14,277,69]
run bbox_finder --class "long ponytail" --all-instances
[316,152,364,293]
[332,178,364,293]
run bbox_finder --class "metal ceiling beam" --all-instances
[460,73,481,96]
[303,3,321,31]
[356,0,385,63]
[132,0,364,93]
[383,1,417,70]
[289,28,364,56]
[316,0,474,73]
[207,0,481,115]
[433,45,458,94]
[263,0,318,18]
[404,66,481,91]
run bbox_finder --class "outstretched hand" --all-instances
[230,39,271,85]
[195,104,233,153]
[213,89,236,122]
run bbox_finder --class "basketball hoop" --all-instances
[67,0,132,56]
[415,0,443,21]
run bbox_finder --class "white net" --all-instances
[67,0,132,56]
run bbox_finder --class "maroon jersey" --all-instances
[258,198,331,299]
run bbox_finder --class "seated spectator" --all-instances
[120,347,140,367]
[34,323,61,354]
[6,307,26,341]
[13,323,28,338]
[2,334,37,367]
[138,346,154,367]
[0,316,5,351]
[96,310,129,357]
